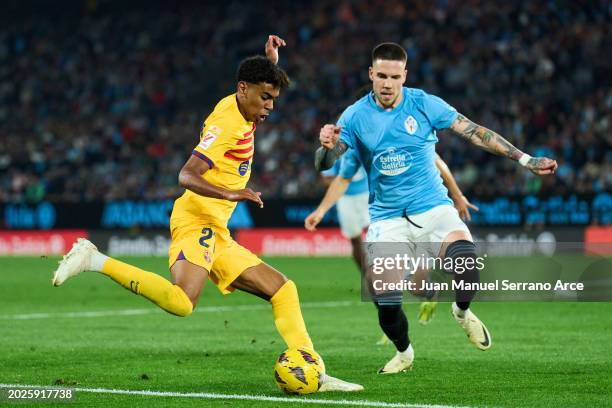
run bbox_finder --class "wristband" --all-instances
[518,154,532,167]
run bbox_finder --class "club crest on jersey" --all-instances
[238,160,250,176]
[373,147,413,176]
[404,116,418,135]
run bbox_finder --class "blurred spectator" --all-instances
[1,0,610,203]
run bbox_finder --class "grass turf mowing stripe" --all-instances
[0,384,472,408]
[0,300,358,320]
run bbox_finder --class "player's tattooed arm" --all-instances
[315,124,347,171]
[449,114,558,175]
[450,114,522,159]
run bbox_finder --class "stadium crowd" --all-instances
[1,0,610,203]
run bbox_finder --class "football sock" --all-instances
[377,302,410,352]
[90,251,108,271]
[456,302,471,312]
[99,257,193,317]
[452,302,467,318]
[399,344,414,359]
[446,240,479,311]
[270,280,314,350]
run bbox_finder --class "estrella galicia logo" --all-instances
[373,147,413,176]
[238,160,249,176]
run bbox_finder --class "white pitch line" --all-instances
[0,300,358,321]
[0,383,471,408]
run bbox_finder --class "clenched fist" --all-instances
[319,124,342,150]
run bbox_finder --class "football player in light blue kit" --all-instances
[306,146,480,330]
[315,43,558,374]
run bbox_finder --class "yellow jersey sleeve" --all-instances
[171,93,254,228]
[192,121,228,168]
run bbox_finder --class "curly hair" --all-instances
[237,56,290,89]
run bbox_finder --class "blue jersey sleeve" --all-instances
[339,149,360,179]
[336,110,354,148]
[422,93,458,130]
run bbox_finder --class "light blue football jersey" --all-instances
[338,87,457,222]
[321,149,368,196]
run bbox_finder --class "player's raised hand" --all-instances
[319,124,341,150]
[524,156,558,176]
[224,188,264,208]
[265,35,286,65]
[453,195,479,222]
[304,210,324,231]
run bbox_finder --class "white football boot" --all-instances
[318,374,364,392]
[52,238,98,286]
[451,302,492,350]
[378,345,414,374]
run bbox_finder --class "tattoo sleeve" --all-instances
[449,114,524,161]
[314,142,348,171]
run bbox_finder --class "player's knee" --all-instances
[185,293,200,312]
[270,278,294,300]
[170,262,206,311]
[258,267,289,300]
[238,263,288,300]
[446,240,479,303]
[272,274,289,294]
[446,239,479,280]
[170,283,198,316]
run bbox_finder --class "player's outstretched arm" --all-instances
[178,155,264,208]
[304,176,351,231]
[435,155,478,222]
[314,124,348,171]
[449,114,558,175]
[265,35,286,65]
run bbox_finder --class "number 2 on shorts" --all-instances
[199,227,214,247]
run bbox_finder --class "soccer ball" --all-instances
[274,348,325,395]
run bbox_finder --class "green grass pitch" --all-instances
[0,256,611,407]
